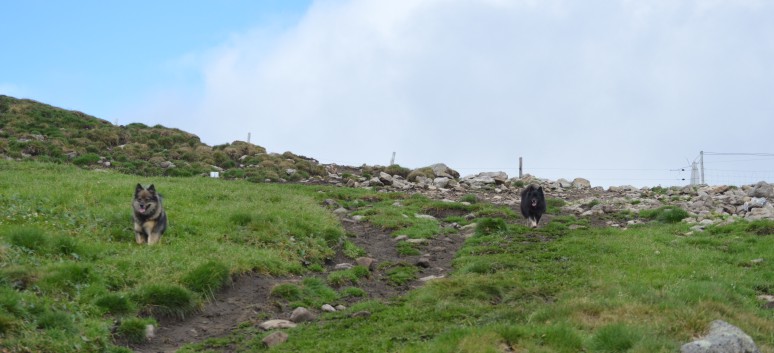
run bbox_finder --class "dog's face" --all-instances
[526,186,544,207]
[133,184,160,216]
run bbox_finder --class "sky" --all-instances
[2,0,774,188]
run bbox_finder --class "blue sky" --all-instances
[2,1,774,187]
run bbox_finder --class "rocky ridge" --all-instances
[306,163,774,231]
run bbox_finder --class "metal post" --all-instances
[519,157,523,178]
[390,152,396,166]
[700,151,704,184]
[247,132,251,144]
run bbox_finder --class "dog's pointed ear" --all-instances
[537,186,544,193]
[148,184,156,194]
[135,183,144,195]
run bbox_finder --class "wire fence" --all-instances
[692,152,774,186]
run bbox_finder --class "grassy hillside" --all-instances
[2,160,774,352]
[0,95,326,181]
[0,160,345,352]
[183,221,774,352]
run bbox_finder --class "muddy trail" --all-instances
[128,215,470,353]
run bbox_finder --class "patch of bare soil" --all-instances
[128,218,467,353]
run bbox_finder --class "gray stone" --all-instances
[748,181,774,199]
[355,257,376,270]
[433,177,450,189]
[680,320,760,353]
[334,263,354,270]
[414,214,437,220]
[258,319,297,331]
[290,307,316,323]
[262,331,289,348]
[571,178,591,188]
[378,172,393,185]
[321,304,336,312]
[429,163,460,179]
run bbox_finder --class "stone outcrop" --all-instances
[305,164,774,226]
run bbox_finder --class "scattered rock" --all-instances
[262,331,289,348]
[289,307,316,323]
[334,263,354,270]
[144,324,156,340]
[355,257,376,270]
[258,319,297,331]
[680,320,760,353]
[321,304,336,312]
[416,258,431,268]
[351,311,371,318]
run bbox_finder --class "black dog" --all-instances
[520,184,547,228]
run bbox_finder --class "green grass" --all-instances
[0,160,345,352]
[3,160,774,353]
[198,218,774,353]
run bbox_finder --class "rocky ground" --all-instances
[129,163,774,352]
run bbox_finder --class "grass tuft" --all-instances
[589,324,641,353]
[475,218,507,236]
[95,293,135,315]
[639,206,689,223]
[181,261,232,299]
[133,284,198,319]
[117,317,157,343]
[6,226,49,252]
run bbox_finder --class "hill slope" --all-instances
[0,95,325,180]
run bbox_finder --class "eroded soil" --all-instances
[129,213,469,353]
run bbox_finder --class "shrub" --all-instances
[546,198,566,215]
[35,310,75,332]
[72,153,101,166]
[746,220,774,236]
[342,240,366,259]
[640,206,689,224]
[340,287,366,298]
[460,194,478,204]
[396,241,421,256]
[476,218,508,235]
[229,213,252,226]
[133,284,197,319]
[95,293,135,315]
[327,271,359,287]
[181,261,231,299]
[117,317,157,343]
[40,263,99,294]
[6,226,49,252]
[384,164,411,178]
[270,283,303,301]
[51,236,82,256]
[406,167,435,182]
[0,266,37,290]
[589,324,641,352]
[385,264,418,286]
[0,311,17,335]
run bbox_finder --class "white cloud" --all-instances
[158,0,774,186]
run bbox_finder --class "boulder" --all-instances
[262,331,289,348]
[290,307,316,323]
[429,163,460,179]
[680,320,760,353]
[378,172,393,185]
[572,178,591,188]
[747,181,774,199]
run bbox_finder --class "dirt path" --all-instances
[128,216,468,353]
